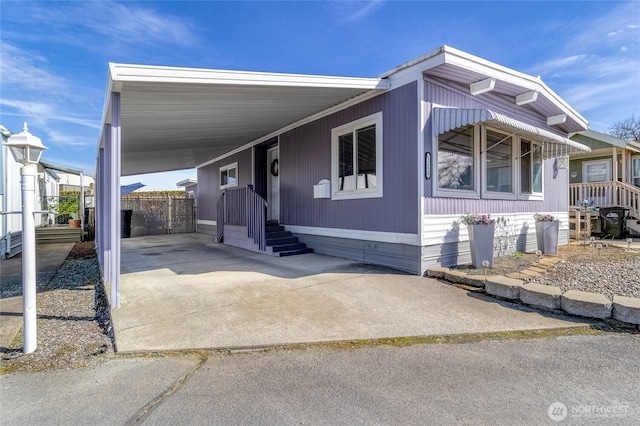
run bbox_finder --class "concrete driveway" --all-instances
[112,234,588,352]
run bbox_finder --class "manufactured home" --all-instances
[568,129,640,237]
[95,46,591,307]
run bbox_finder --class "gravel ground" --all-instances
[456,243,640,300]
[0,242,114,373]
[525,244,640,300]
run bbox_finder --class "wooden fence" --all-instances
[121,195,196,237]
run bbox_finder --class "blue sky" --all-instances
[1,0,639,190]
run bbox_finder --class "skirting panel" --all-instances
[197,223,217,236]
[420,229,570,272]
[293,233,421,274]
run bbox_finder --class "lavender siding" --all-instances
[423,78,569,214]
[197,149,252,221]
[280,81,418,233]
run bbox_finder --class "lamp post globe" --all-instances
[4,123,47,354]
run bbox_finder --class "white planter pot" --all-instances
[536,221,559,255]
[467,224,495,269]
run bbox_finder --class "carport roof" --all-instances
[100,64,390,176]
[99,45,589,176]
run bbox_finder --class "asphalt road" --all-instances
[1,333,638,425]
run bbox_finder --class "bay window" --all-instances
[434,123,546,200]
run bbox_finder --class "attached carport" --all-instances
[95,63,389,308]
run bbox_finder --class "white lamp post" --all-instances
[4,123,47,353]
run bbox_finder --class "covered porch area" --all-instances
[95,63,389,308]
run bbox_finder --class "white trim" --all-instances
[331,112,383,200]
[433,123,481,198]
[632,156,640,186]
[198,220,217,226]
[380,46,587,130]
[481,126,517,200]
[197,89,386,169]
[267,145,280,221]
[517,138,544,200]
[582,159,612,183]
[176,178,197,187]
[109,62,389,90]
[219,162,238,189]
[286,224,420,245]
[417,78,426,246]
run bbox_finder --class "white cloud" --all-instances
[534,55,588,74]
[330,1,386,23]
[10,1,201,49]
[0,42,69,95]
[0,99,54,121]
[0,99,100,131]
[45,129,92,148]
[527,2,639,125]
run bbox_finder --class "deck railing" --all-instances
[569,181,640,218]
[216,185,267,251]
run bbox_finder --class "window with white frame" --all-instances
[436,125,477,195]
[483,128,514,197]
[219,162,238,189]
[435,124,546,200]
[631,157,640,187]
[582,159,611,183]
[519,138,543,197]
[331,112,383,200]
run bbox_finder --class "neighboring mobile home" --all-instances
[568,130,640,237]
[95,46,591,306]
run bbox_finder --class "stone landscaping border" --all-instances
[426,259,640,329]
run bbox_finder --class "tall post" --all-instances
[4,123,46,354]
[21,163,37,353]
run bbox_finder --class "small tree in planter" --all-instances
[55,192,80,225]
[460,213,496,268]
[534,213,559,255]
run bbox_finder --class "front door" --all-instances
[267,147,279,221]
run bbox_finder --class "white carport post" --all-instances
[95,147,103,267]
[109,93,121,308]
[101,92,121,309]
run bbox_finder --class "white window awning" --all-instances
[432,108,591,159]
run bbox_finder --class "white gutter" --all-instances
[108,63,390,90]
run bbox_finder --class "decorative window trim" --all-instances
[433,124,480,199]
[481,126,517,200]
[632,156,640,187]
[433,123,546,201]
[517,139,544,201]
[331,112,383,200]
[219,162,238,189]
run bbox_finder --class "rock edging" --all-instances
[426,262,640,329]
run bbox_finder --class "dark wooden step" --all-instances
[266,224,286,233]
[264,222,311,257]
[270,242,307,253]
[266,236,299,246]
[265,230,292,239]
[276,247,313,257]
